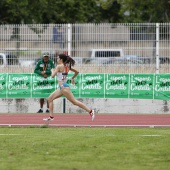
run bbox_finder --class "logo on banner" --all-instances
[8,75,29,90]
[155,77,170,92]
[131,75,152,91]
[82,75,103,90]
[106,75,127,90]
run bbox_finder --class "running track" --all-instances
[0,114,170,127]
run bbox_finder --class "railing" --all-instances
[0,23,170,73]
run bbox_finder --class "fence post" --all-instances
[156,23,160,74]
[62,24,72,113]
[68,23,71,56]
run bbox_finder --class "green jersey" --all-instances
[34,59,55,76]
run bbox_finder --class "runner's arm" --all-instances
[70,68,79,79]
[70,68,79,84]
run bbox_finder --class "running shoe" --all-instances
[90,110,95,121]
[43,117,54,121]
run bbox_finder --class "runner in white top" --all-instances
[43,54,95,121]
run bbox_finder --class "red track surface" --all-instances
[0,114,170,127]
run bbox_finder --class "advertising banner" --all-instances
[80,74,105,98]
[154,74,170,100]
[0,73,170,100]
[32,74,56,98]
[0,74,7,98]
[7,74,31,98]
[129,74,154,99]
[105,74,129,98]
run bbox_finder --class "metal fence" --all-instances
[0,23,170,73]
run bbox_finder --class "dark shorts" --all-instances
[58,83,70,90]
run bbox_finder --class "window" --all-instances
[6,54,19,65]
[95,51,121,58]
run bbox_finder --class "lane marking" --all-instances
[140,135,161,136]
[83,134,162,137]
[0,134,162,137]
[0,134,23,136]
[0,124,170,128]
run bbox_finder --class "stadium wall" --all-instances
[0,98,169,114]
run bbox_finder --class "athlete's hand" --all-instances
[41,71,45,75]
[43,74,47,78]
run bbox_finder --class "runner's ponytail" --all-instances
[59,54,75,68]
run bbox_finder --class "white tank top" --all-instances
[57,72,67,82]
[56,65,69,82]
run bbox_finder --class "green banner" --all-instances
[7,74,31,98]
[105,74,129,98]
[32,74,56,98]
[0,73,170,100]
[0,74,7,98]
[154,74,170,100]
[129,74,154,99]
[80,74,105,98]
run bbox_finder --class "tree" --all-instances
[118,0,170,22]
[0,0,102,24]
[40,0,101,23]
[98,0,122,23]
[0,0,49,24]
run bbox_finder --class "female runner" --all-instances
[43,54,95,121]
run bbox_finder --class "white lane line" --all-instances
[0,134,23,136]
[83,134,162,137]
[0,124,170,128]
[140,135,161,136]
[0,134,162,137]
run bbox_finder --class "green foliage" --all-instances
[118,0,170,22]
[0,0,102,24]
[99,0,122,22]
[1,0,170,24]
[0,128,170,170]
[40,0,101,23]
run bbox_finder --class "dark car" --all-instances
[0,53,19,66]
[6,53,19,65]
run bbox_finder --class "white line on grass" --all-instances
[140,135,161,136]
[0,133,162,137]
[83,134,162,137]
[0,134,23,136]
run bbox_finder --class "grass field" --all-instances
[0,127,170,170]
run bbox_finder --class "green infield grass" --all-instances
[0,127,170,170]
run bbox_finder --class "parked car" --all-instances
[83,53,144,65]
[83,49,124,64]
[0,53,19,66]
[124,55,170,64]
[102,57,144,65]
[159,57,170,64]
